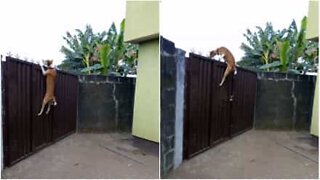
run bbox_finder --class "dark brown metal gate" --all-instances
[2,57,78,167]
[184,53,257,159]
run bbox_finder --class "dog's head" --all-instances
[209,48,225,61]
[42,59,53,67]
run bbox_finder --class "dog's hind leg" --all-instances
[219,76,226,86]
[37,103,46,116]
[38,98,49,116]
[219,67,231,86]
[46,103,51,114]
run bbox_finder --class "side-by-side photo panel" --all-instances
[1,0,160,179]
[160,0,318,179]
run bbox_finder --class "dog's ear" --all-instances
[216,48,220,55]
[209,51,213,57]
[47,60,53,66]
[209,50,216,58]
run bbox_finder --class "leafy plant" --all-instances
[239,16,318,74]
[59,19,138,76]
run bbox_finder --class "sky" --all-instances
[0,0,311,65]
[0,0,126,65]
[161,0,310,61]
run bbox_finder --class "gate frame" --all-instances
[2,57,79,167]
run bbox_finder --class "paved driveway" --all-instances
[168,130,318,179]
[2,133,159,179]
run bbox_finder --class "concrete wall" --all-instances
[78,75,135,133]
[255,72,316,131]
[160,37,185,177]
[124,1,159,43]
[174,49,185,169]
[161,37,176,177]
[131,39,160,142]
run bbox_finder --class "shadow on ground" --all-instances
[168,130,318,179]
[2,133,159,179]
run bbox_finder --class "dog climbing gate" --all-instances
[183,53,257,159]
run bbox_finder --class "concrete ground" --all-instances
[2,133,159,179]
[168,130,318,179]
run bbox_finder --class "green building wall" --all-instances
[124,1,159,43]
[306,0,319,41]
[306,0,319,136]
[311,71,318,136]
[132,39,159,142]
[124,1,160,142]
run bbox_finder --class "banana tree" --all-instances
[239,16,318,73]
[60,25,107,73]
[101,19,138,76]
[82,20,122,75]
[240,22,286,71]
[60,19,138,76]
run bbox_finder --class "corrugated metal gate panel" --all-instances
[3,57,78,167]
[184,56,213,157]
[5,59,33,165]
[231,68,257,136]
[184,53,257,159]
[53,72,78,141]
[210,61,233,145]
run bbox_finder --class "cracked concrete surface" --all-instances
[168,130,318,179]
[1,133,159,179]
[112,83,119,130]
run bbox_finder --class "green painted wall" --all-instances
[307,0,319,136]
[306,0,319,40]
[311,70,318,136]
[124,0,160,142]
[124,1,159,43]
[132,39,160,142]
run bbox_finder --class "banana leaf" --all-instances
[99,44,111,75]
[259,61,281,70]
[278,40,290,72]
[81,64,103,73]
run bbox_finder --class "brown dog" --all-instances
[209,47,237,86]
[37,60,57,116]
